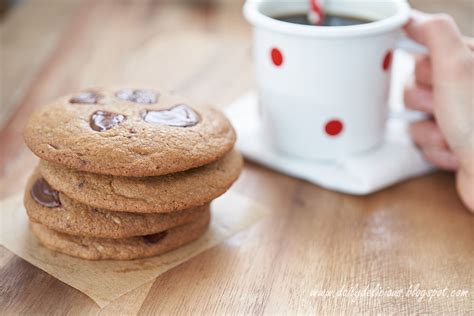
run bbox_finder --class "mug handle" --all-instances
[396,35,427,55]
[389,36,428,122]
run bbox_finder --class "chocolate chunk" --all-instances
[90,111,125,132]
[115,89,158,104]
[142,231,168,244]
[31,178,61,208]
[69,91,103,104]
[141,104,200,127]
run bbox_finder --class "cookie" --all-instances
[31,209,210,260]
[39,150,242,213]
[23,88,236,177]
[24,169,209,238]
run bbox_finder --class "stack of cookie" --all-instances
[23,88,242,260]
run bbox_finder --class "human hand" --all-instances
[403,10,474,212]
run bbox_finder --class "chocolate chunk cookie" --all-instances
[25,169,209,238]
[31,209,210,260]
[40,150,242,213]
[23,88,236,177]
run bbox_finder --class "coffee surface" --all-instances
[274,13,372,26]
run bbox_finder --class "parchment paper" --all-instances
[0,191,267,308]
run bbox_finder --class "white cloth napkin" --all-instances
[225,51,433,195]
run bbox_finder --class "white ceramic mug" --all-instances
[244,0,420,160]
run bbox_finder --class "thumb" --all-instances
[404,10,466,62]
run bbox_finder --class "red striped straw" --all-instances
[308,0,325,25]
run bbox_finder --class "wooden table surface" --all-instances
[1,0,473,314]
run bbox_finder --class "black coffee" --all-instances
[274,13,372,26]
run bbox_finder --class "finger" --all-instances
[462,36,474,50]
[410,120,449,149]
[404,11,466,62]
[414,55,432,87]
[404,80,434,113]
[456,171,474,212]
[421,146,459,170]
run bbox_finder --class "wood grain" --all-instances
[1,0,473,314]
[0,0,82,128]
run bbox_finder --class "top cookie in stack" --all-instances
[24,88,236,176]
[23,88,242,260]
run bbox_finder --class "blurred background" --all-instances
[1,0,473,131]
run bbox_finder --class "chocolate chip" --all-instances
[31,178,61,208]
[47,143,58,150]
[69,91,103,104]
[142,231,168,244]
[141,104,200,127]
[90,111,125,132]
[115,89,158,104]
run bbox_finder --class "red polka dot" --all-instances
[383,50,393,71]
[271,48,283,66]
[324,119,344,136]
